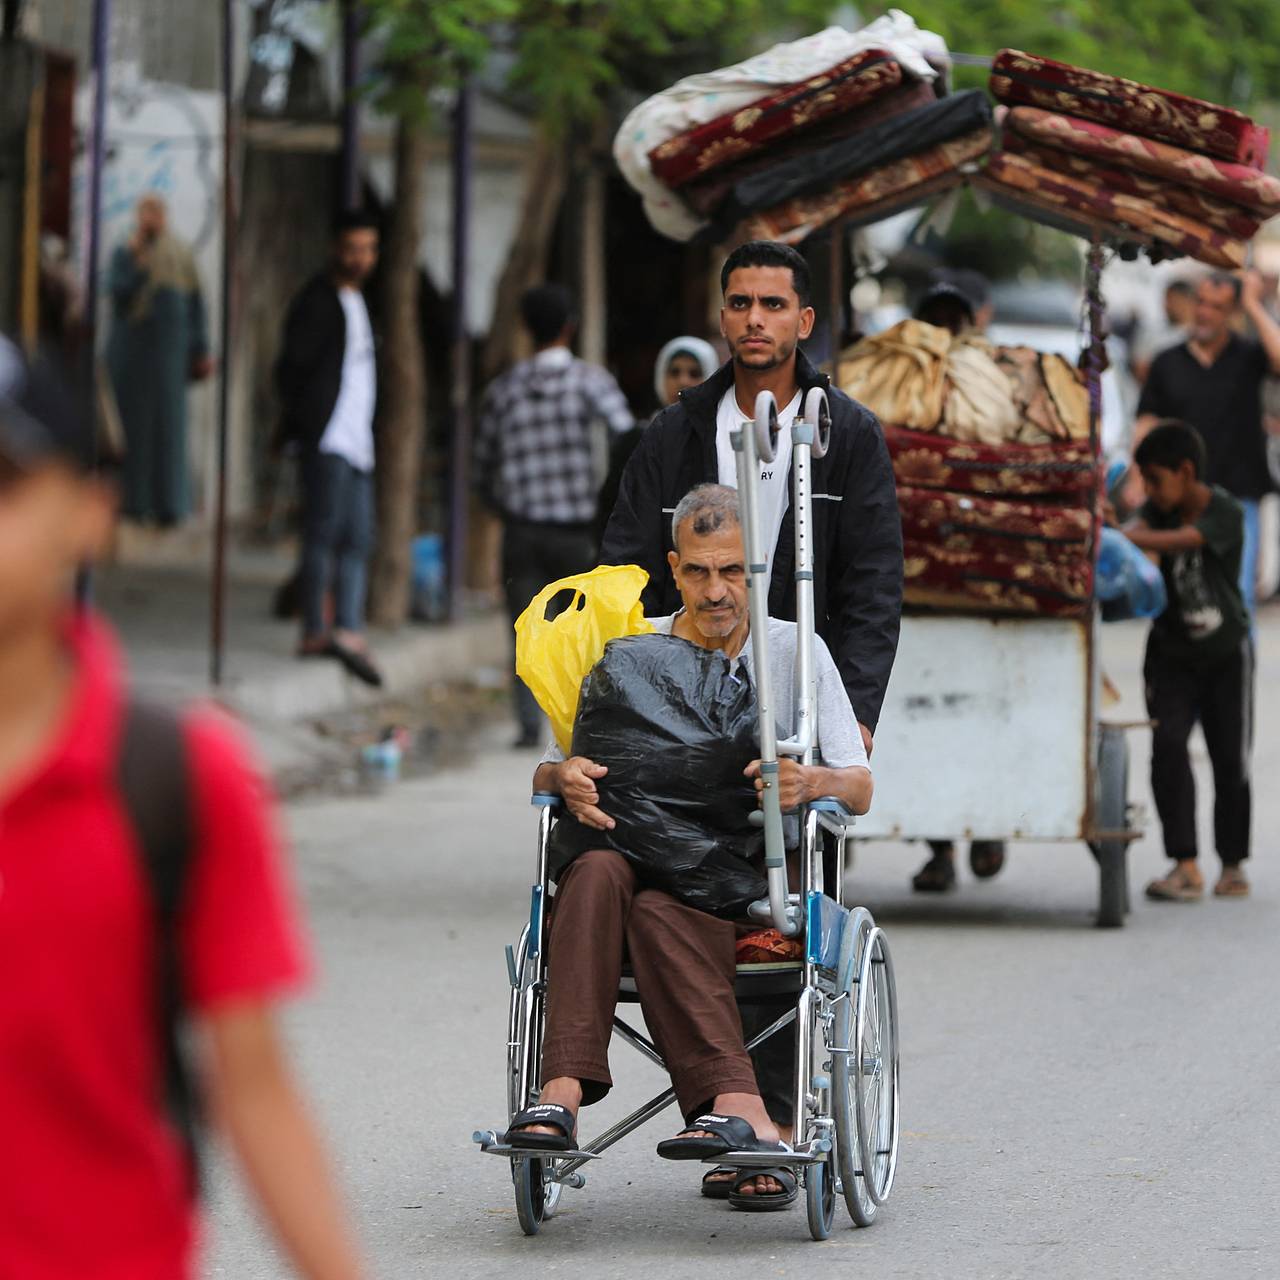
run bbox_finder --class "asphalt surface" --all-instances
[205,612,1280,1279]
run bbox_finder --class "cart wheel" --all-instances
[803,387,832,458]
[754,391,780,463]
[832,910,879,1226]
[513,1157,547,1236]
[1094,726,1131,929]
[806,1158,836,1240]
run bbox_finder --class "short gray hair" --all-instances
[671,483,741,551]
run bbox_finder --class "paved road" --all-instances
[206,613,1280,1279]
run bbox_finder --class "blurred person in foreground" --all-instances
[1109,420,1252,901]
[475,283,636,748]
[276,209,383,687]
[1131,270,1280,618]
[907,275,1008,892]
[106,193,212,526]
[0,335,364,1278]
[596,335,719,542]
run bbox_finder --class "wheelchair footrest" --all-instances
[472,1130,601,1161]
[703,1143,828,1168]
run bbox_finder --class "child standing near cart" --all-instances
[1112,419,1253,900]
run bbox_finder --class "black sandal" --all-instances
[969,840,1006,880]
[502,1102,576,1153]
[728,1166,798,1211]
[656,1113,759,1161]
[701,1166,736,1199]
[911,850,956,893]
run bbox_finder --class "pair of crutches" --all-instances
[731,387,832,938]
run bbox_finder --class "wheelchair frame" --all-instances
[475,389,902,1239]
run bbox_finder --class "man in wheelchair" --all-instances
[508,484,871,1210]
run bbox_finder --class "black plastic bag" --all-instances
[549,632,766,918]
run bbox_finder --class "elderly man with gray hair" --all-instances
[500,484,871,1212]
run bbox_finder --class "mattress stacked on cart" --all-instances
[612,13,977,243]
[980,51,1280,267]
[839,319,1100,617]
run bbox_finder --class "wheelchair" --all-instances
[473,388,902,1240]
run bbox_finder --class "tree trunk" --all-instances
[368,112,430,626]
[481,123,569,381]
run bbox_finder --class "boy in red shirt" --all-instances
[0,337,365,1277]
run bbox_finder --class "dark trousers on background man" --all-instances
[502,517,595,745]
[1144,635,1254,865]
[300,450,374,638]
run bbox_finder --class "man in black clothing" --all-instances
[1135,270,1280,618]
[275,210,382,686]
[601,240,902,750]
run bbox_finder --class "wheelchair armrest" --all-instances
[811,796,856,832]
[531,792,563,810]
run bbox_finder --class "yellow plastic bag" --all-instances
[515,564,654,753]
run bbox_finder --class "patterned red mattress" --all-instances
[898,485,1097,617]
[990,49,1269,167]
[647,49,904,188]
[983,150,1248,269]
[1002,135,1264,240]
[885,425,1098,500]
[1003,107,1280,216]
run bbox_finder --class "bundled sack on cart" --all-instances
[837,319,1089,444]
[548,633,767,919]
[897,485,1096,618]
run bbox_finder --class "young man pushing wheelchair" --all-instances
[503,485,872,1210]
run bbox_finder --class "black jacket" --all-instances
[274,274,376,450]
[600,350,903,732]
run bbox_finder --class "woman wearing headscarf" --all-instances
[596,336,719,541]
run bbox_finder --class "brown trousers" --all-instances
[540,849,760,1119]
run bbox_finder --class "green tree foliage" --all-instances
[869,0,1280,109]
[503,0,833,130]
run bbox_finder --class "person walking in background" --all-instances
[596,335,719,541]
[275,210,382,687]
[1131,279,1194,384]
[106,193,211,526]
[475,283,636,748]
[1133,270,1280,617]
[1110,420,1252,901]
[0,337,365,1279]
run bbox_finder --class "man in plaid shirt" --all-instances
[476,284,636,747]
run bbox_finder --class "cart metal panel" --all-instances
[855,614,1092,841]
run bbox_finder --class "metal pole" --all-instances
[339,0,360,210]
[82,0,110,384]
[447,80,473,620]
[210,0,236,685]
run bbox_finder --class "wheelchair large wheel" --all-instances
[852,929,900,1208]
[832,912,894,1226]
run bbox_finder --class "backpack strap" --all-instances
[116,698,202,1189]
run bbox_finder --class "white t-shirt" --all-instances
[318,287,376,473]
[715,386,801,575]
